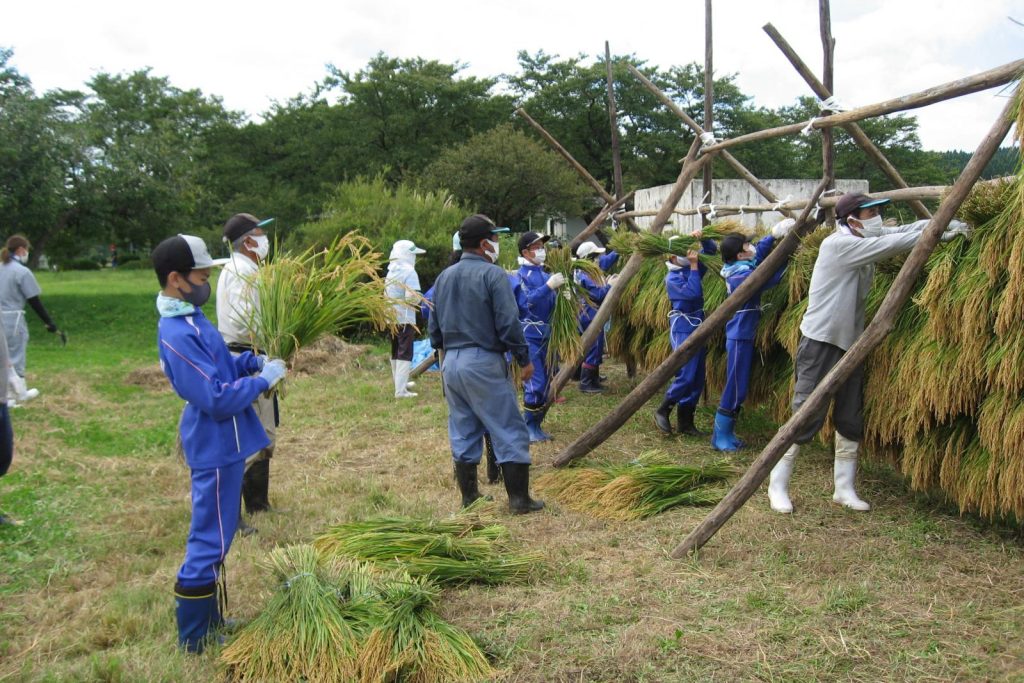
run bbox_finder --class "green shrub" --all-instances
[290,174,471,287]
[61,258,103,271]
[117,258,152,271]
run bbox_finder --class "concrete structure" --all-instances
[634,178,869,232]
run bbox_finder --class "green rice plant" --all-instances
[246,233,400,367]
[220,545,375,682]
[543,247,606,369]
[357,576,496,683]
[535,451,734,520]
[312,501,540,586]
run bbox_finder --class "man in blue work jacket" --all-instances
[429,214,545,514]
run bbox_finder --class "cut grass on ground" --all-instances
[1,269,1023,681]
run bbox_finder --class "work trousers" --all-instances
[791,336,865,443]
[390,324,416,362]
[442,347,530,465]
[522,339,550,407]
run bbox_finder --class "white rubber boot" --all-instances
[833,434,871,511]
[394,360,418,398]
[8,368,39,406]
[768,444,798,513]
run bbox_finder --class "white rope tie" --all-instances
[801,117,820,136]
[699,131,717,147]
[706,204,717,220]
[284,572,315,588]
[818,95,846,112]
[772,194,793,212]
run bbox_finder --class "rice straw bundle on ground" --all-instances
[247,233,399,367]
[220,545,375,682]
[312,501,540,586]
[357,576,496,683]
[535,451,734,520]
[543,247,606,369]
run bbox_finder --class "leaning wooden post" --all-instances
[408,350,437,380]
[700,59,1024,154]
[671,93,1018,558]
[625,63,794,218]
[517,107,640,233]
[819,0,837,227]
[552,178,831,466]
[545,139,715,405]
[762,23,932,220]
[605,42,625,202]
[568,192,634,255]
[702,0,714,229]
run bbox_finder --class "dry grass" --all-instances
[2,356,1024,682]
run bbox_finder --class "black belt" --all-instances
[227,342,265,355]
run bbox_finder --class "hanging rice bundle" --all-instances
[220,545,377,682]
[247,233,399,367]
[535,451,734,520]
[543,247,607,369]
[357,576,496,683]
[312,502,539,586]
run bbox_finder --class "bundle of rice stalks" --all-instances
[221,545,375,682]
[358,576,495,683]
[535,451,734,520]
[543,247,607,369]
[247,233,399,366]
[312,502,539,586]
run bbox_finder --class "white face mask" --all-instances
[251,235,270,259]
[532,248,546,265]
[483,238,500,263]
[666,259,684,272]
[853,215,884,238]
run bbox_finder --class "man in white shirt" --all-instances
[767,193,969,515]
[216,213,277,525]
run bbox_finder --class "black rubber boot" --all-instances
[579,366,605,394]
[175,581,219,654]
[241,457,272,514]
[500,463,545,514]
[453,461,491,507]
[484,433,501,484]
[676,404,706,436]
[654,399,674,434]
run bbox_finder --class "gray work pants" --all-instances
[791,336,864,444]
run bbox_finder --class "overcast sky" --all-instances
[4,0,1021,151]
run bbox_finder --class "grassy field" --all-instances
[1,269,1023,682]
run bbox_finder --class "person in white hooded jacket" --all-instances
[386,239,426,398]
[768,193,969,515]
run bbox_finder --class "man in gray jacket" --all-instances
[768,193,968,514]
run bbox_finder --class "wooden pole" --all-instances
[702,0,714,229]
[605,42,625,202]
[545,140,716,406]
[819,0,836,228]
[700,59,1024,154]
[615,183,953,219]
[671,94,1017,558]
[517,107,641,233]
[408,350,437,380]
[567,192,634,254]
[625,63,794,218]
[763,23,932,220]
[552,178,831,465]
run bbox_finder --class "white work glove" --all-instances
[940,220,971,242]
[546,273,566,290]
[771,218,796,239]
[256,353,269,370]
[258,359,287,390]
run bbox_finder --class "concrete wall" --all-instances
[633,178,869,232]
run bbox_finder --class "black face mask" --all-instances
[178,280,211,308]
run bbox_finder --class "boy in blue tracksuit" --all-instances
[711,221,792,451]
[152,234,287,653]
[510,231,566,442]
[574,241,614,393]
[653,233,718,436]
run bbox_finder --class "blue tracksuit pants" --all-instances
[443,347,531,465]
[719,338,754,414]
[177,459,245,588]
[664,314,706,406]
[522,340,550,407]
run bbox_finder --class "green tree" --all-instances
[418,123,589,228]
